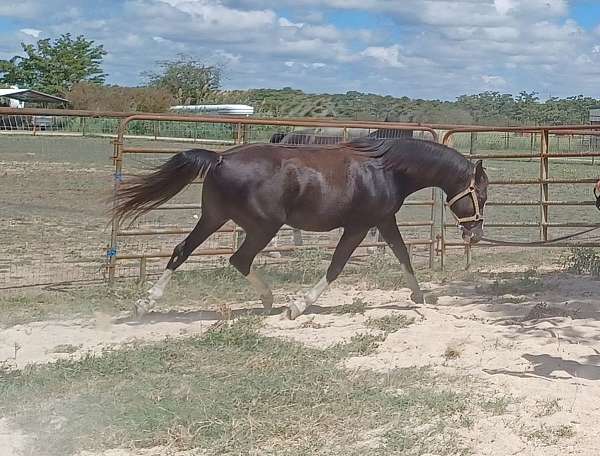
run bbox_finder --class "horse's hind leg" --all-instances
[377,217,424,304]
[229,226,281,311]
[135,214,227,315]
[288,226,369,320]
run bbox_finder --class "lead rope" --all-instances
[480,225,600,247]
[480,187,600,246]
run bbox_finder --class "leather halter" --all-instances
[447,177,483,225]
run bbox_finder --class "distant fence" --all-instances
[2,106,600,289]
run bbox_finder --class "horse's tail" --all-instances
[112,148,221,224]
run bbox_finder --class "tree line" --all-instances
[0,34,597,125]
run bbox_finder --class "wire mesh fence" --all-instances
[0,133,114,288]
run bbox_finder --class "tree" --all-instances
[0,33,107,96]
[514,91,540,124]
[144,54,222,105]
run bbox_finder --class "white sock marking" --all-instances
[246,270,272,297]
[148,269,172,301]
[305,275,329,305]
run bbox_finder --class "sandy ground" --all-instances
[2,272,600,455]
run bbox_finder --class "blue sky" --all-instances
[1,0,599,100]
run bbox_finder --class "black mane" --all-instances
[346,137,472,181]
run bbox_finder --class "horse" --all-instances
[113,137,488,319]
[269,125,414,247]
[268,126,413,145]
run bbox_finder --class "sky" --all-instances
[1,0,599,100]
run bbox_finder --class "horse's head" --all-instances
[447,160,488,244]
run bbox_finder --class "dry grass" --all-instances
[0,318,508,456]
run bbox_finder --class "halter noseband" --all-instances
[447,177,483,225]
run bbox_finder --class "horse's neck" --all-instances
[397,146,471,198]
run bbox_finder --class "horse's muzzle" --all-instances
[461,224,483,244]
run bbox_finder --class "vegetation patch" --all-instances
[562,248,600,276]
[0,318,503,456]
[477,270,546,296]
[333,297,369,315]
[366,314,414,334]
[523,424,576,446]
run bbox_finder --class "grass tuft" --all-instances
[366,314,414,334]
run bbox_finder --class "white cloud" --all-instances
[19,28,42,38]
[0,0,598,98]
[361,45,405,68]
[158,0,276,29]
[278,17,303,28]
[481,75,507,87]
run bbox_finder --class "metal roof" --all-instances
[0,88,69,104]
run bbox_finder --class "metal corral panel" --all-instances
[590,108,600,124]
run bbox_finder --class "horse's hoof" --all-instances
[410,292,425,305]
[261,293,274,311]
[134,297,153,317]
[286,303,303,320]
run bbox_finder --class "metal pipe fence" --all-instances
[441,125,600,269]
[3,106,600,289]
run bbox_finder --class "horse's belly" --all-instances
[286,212,341,232]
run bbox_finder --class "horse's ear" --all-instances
[475,160,485,183]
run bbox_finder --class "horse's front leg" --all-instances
[377,217,424,304]
[229,226,281,312]
[287,227,370,319]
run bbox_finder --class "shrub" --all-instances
[67,82,174,112]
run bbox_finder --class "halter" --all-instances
[446,177,483,225]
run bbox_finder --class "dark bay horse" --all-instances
[269,125,414,247]
[269,126,413,145]
[114,138,488,319]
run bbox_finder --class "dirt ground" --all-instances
[2,267,600,456]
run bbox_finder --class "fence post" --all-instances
[292,229,304,246]
[139,257,147,284]
[465,243,472,270]
[440,188,446,270]
[235,123,243,144]
[469,132,476,155]
[465,132,474,268]
[153,121,159,140]
[108,136,123,285]
[530,133,535,160]
[540,129,550,242]
[429,187,436,269]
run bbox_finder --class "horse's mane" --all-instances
[344,137,471,177]
[343,137,395,157]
